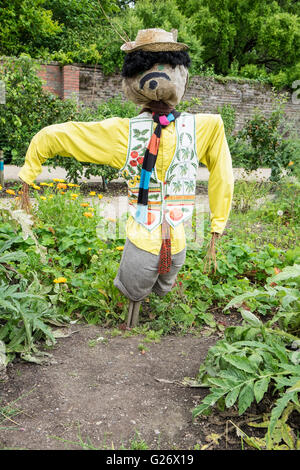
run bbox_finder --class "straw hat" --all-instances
[121,28,188,53]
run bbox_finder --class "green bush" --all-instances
[235,93,299,180]
[193,264,300,448]
[0,55,78,165]
[239,64,269,82]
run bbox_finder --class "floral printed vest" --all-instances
[120,112,198,232]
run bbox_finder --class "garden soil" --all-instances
[0,321,249,451]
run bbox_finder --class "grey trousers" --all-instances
[114,238,186,302]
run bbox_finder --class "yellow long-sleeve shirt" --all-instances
[18,113,234,255]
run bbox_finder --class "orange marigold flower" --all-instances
[6,189,16,195]
[80,203,89,207]
[53,277,67,283]
[57,183,67,190]
[83,212,94,218]
[288,161,294,166]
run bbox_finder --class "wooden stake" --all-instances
[203,232,220,274]
[19,182,31,213]
[131,301,141,327]
[127,301,141,328]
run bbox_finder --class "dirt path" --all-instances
[0,324,223,450]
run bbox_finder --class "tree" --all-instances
[175,0,300,81]
[0,0,62,56]
[90,0,204,74]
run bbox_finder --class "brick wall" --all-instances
[37,63,63,98]
[62,65,80,101]
[185,76,300,134]
[37,62,300,136]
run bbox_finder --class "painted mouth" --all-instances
[139,72,171,90]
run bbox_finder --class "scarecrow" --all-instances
[18,29,234,327]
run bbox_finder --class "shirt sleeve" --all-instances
[195,114,234,234]
[18,118,130,185]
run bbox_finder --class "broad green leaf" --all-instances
[268,393,295,435]
[207,377,228,389]
[223,290,262,311]
[192,402,212,418]
[268,264,300,284]
[271,343,289,363]
[0,251,26,263]
[290,351,300,366]
[234,340,275,353]
[32,318,56,345]
[225,386,241,408]
[248,352,263,368]
[193,390,225,417]
[241,309,262,326]
[238,383,254,415]
[254,377,270,403]
[278,364,300,374]
[287,379,300,393]
[281,294,299,308]
[225,355,257,374]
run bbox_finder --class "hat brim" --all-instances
[121,41,189,53]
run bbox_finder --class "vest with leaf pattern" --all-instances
[120,112,198,232]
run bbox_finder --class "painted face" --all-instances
[122,63,189,107]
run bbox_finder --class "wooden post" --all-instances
[101,175,107,192]
[0,150,4,188]
[127,300,141,328]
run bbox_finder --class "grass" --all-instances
[0,388,36,429]
[49,427,151,450]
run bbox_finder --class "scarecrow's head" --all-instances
[121,29,191,108]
